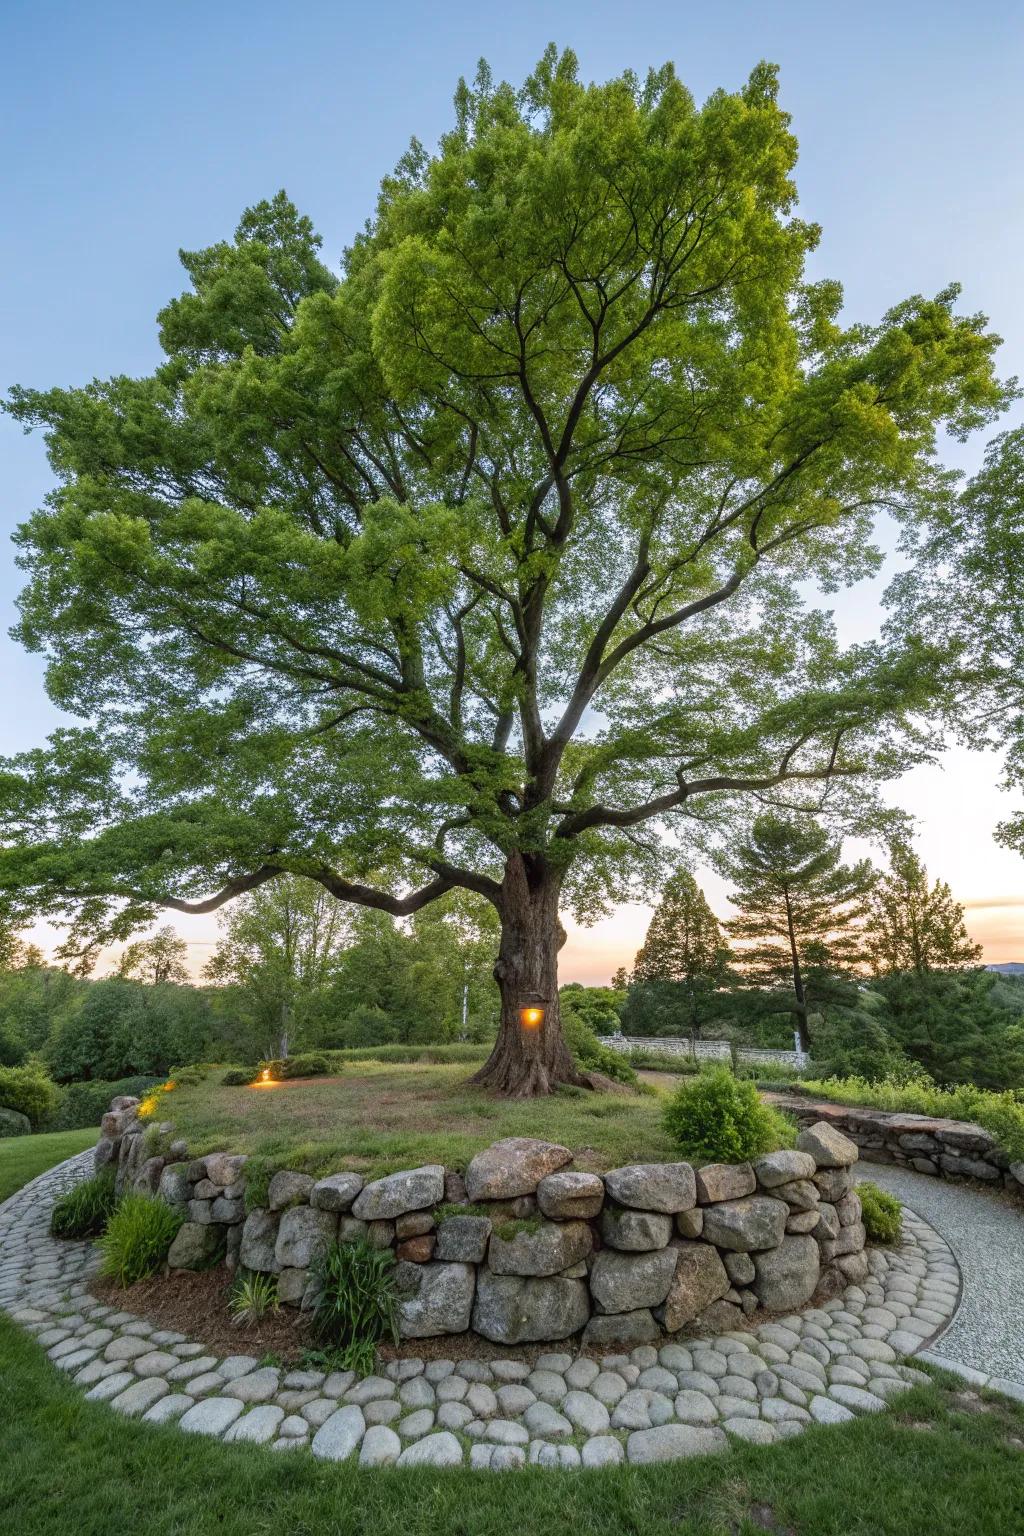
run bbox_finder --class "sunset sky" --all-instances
[2,0,1022,981]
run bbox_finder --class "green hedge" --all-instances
[800,1074,1024,1163]
[46,1076,162,1131]
[0,1065,60,1129]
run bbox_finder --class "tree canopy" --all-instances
[867,845,982,975]
[0,50,1011,1093]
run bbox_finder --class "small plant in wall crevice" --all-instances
[310,1237,399,1377]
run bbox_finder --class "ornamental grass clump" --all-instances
[50,1169,118,1238]
[228,1270,279,1326]
[662,1066,795,1164]
[858,1181,903,1245]
[97,1193,184,1286]
[310,1237,399,1376]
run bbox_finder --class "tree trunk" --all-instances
[783,890,811,1053]
[471,853,589,1098]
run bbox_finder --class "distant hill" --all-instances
[987,963,1024,975]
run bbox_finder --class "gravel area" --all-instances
[0,1150,967,1468]
[862,1165,1024,1395]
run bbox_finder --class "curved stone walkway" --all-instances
[0,1153,961,1470]
[865,1164,1024,1398]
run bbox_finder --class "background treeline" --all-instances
[2,816,1023,1133]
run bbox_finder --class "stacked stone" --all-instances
[772,1096,1024,1196]
[221,1128,867,1345]
[161,1153,250,1271]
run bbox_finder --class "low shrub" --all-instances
[662,1066,795,1164]
[50,1169,118,1238]
[800,1074,1024,1163]
[858,1181,903,1245]
[228,1271,279,1326]
[562,1010,637,1085]
[260,1053,335,1081]
[0,1063,60,1128]
[97,1193,184,1286]
[221,1068,256,1086]
[47,1076,162,1131]
[311,1237,399,1376]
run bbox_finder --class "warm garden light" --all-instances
[519,1003,545,1030]
[260,1068,272,1083]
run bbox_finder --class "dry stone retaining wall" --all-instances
[771,1096,1024,1197]
[96,1104,869,1346]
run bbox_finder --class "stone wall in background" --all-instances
[95,1104,868,1346]
[772,1095,1024,1196]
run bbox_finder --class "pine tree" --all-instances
[629,872,733,1044]
[868,846,982,975]
[722,815,875,1050]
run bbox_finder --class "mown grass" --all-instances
[1,1313,1022,1536]
[154,1060,676,1179]
[0,1128,96,1203]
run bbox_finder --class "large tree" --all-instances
[0,53,1009,1094]
[628,871,732,1043]
[204,875,352,1058]
[867,845,982,975]
[722,813,876,1049]
[890,427,1024,856]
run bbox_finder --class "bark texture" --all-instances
[471,854,588,1097]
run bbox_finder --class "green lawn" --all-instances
[0,1128,96,1202]
[156,1059,677,1178]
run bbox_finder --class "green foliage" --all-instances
[0,1063,59,1128]
[333,1043,489,1064]
[45,977,214,1084]
[96,1193,184,1286]
[310,1238,399,1375]
[492,1216,544,1241]
[49,1169,118,1238]
[858,1181,903,1245]
[0,53,1010,1107]
[260,1053,334,1081]
[559,1005,637,1084]
[802,1073,1024,1163]
[868,969,1024,1090]
[721,814,876,1049]
[662,1066,794,1163]
[228,1270,279,1326]
[47,1075,161,1130]
[868,846,982,975]
[628,872,734,1039]
[557,984,624,1037]
[626,1048,701,1075]
[221,1067,255,1086]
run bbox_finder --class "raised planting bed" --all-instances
[96,1092,870,1348]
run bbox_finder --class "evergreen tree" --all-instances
[868,845,982,974]
[722,815,875,1050]
[628,872,732,1043]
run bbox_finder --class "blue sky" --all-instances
[2,0,1023,977]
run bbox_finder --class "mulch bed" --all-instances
[90,1269,314,1362]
